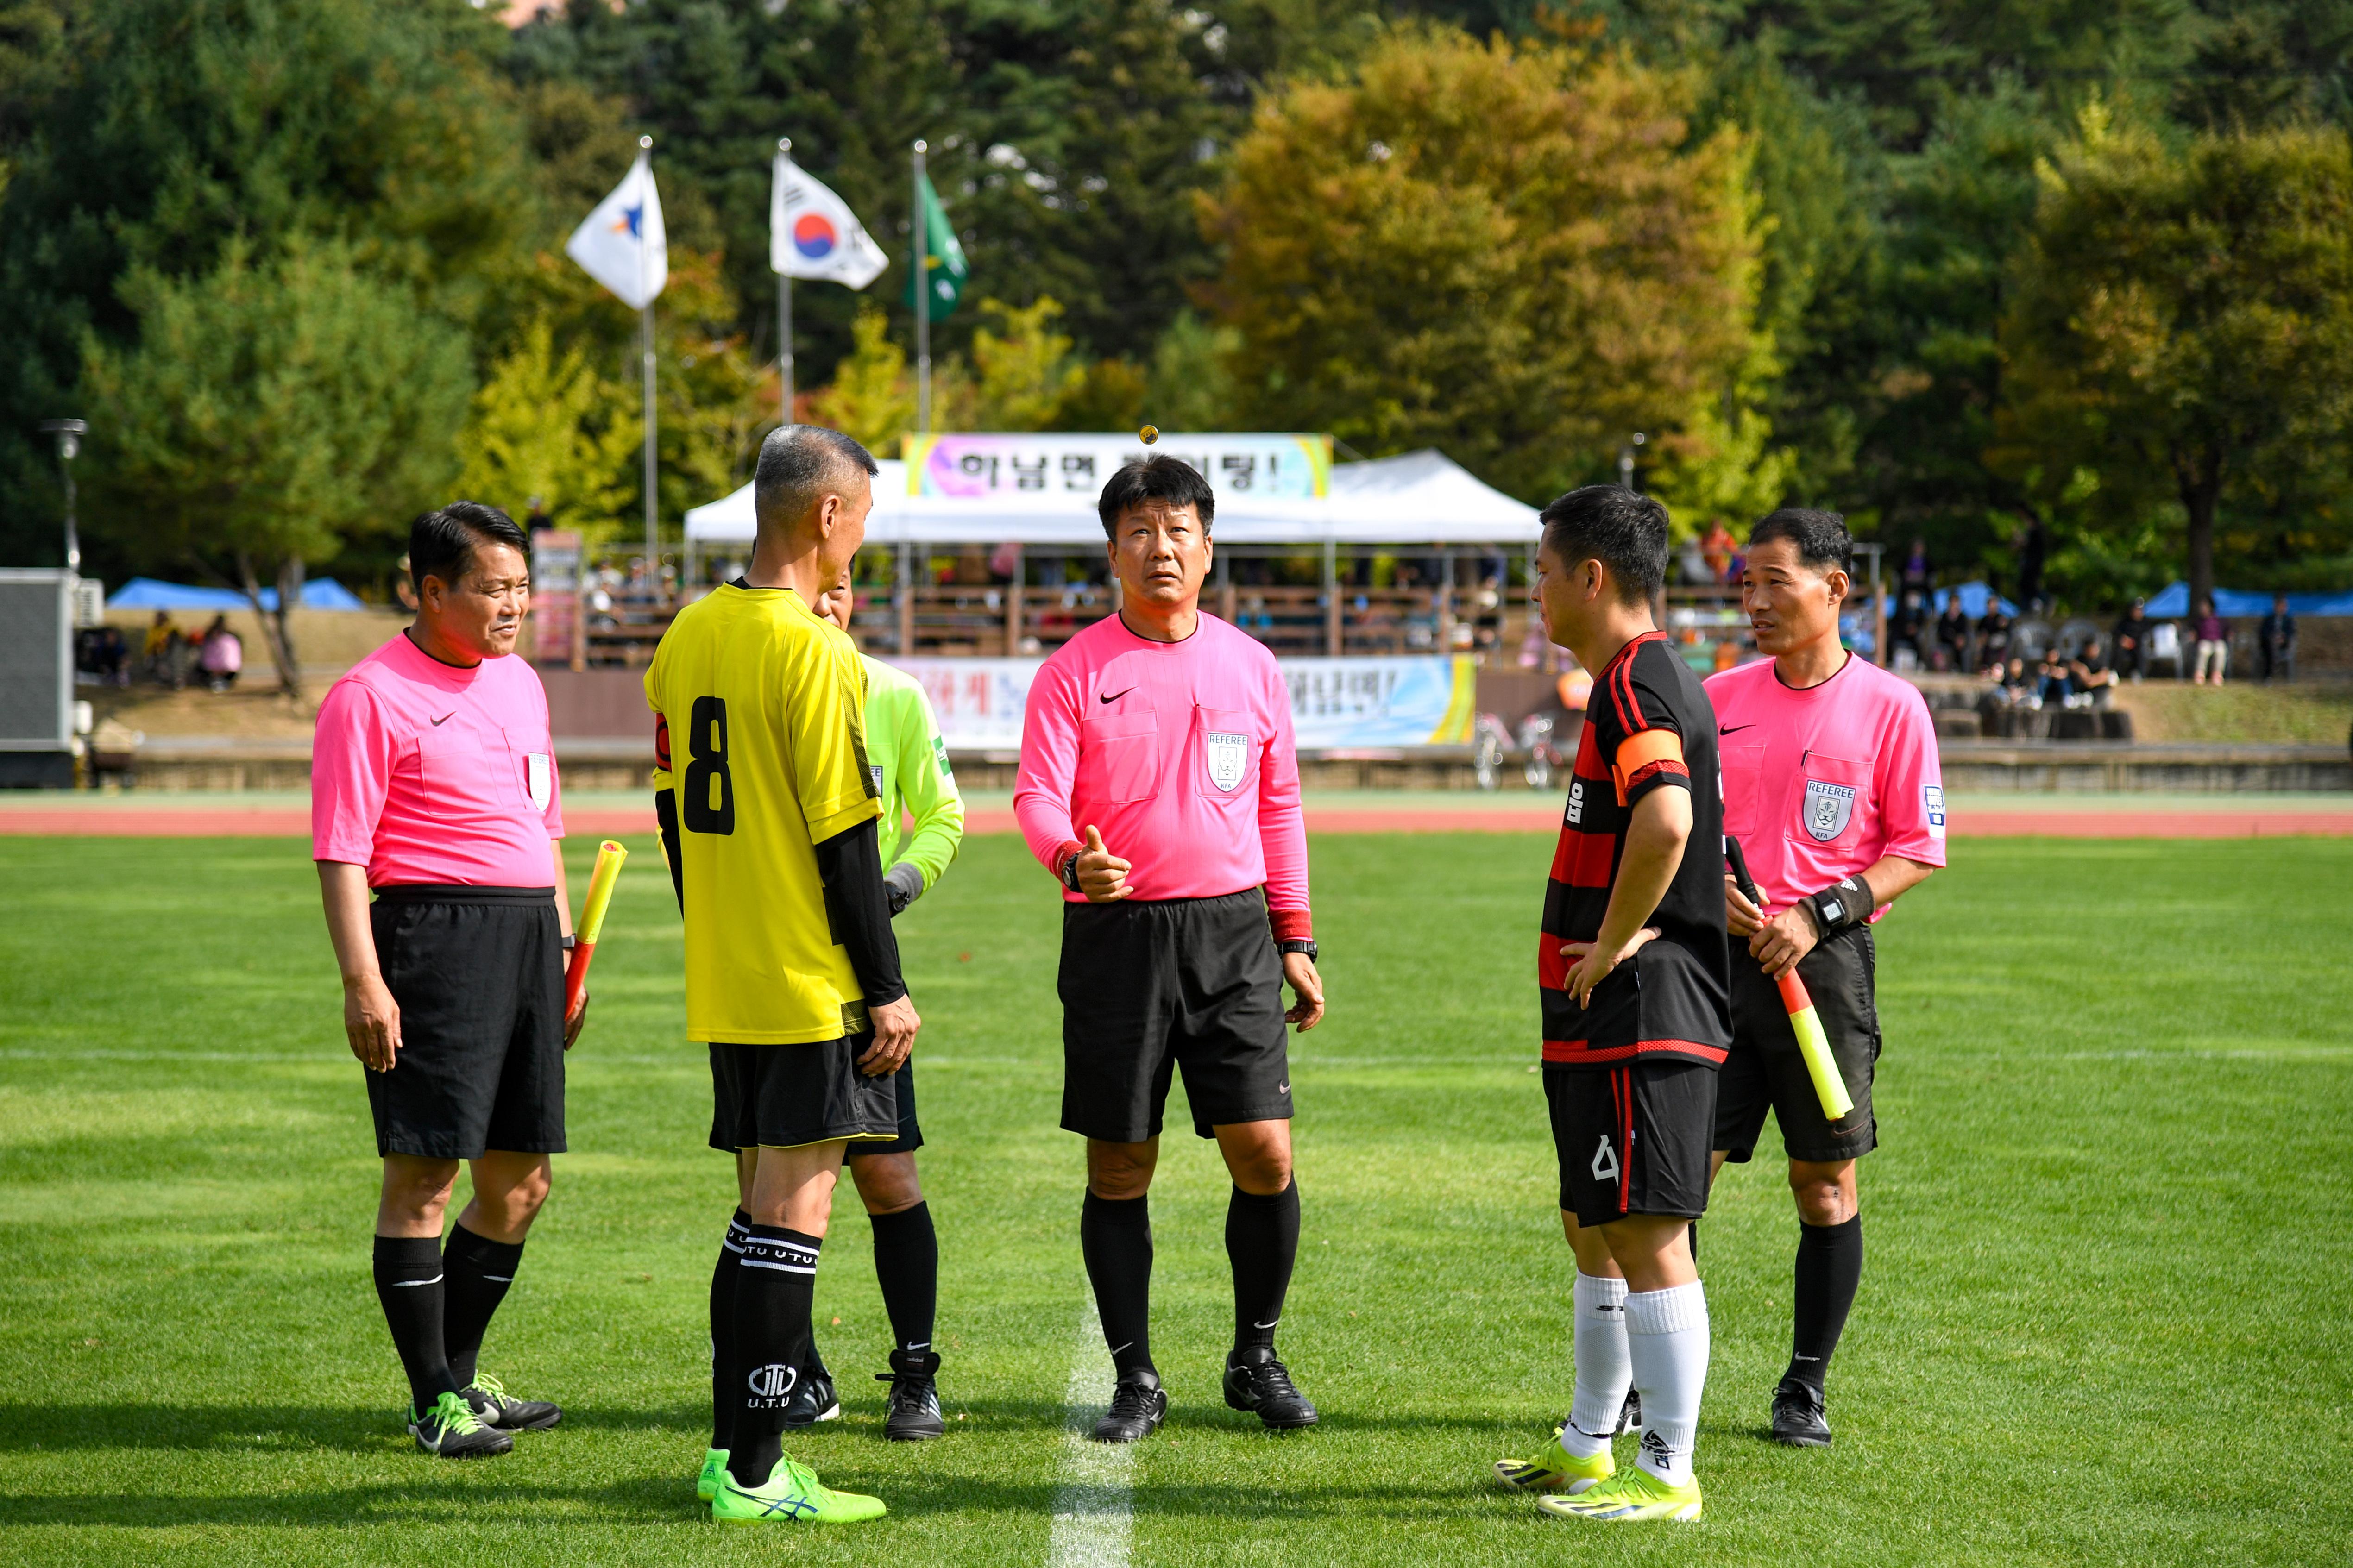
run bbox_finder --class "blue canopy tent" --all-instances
[107,577,369,612]
[1928,582,2020,618]
[2143,582,2353,617]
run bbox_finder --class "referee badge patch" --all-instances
[526,752,552,812]
[1804,778,1856,841]
[1205,730,1249,792]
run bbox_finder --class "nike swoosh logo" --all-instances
[1718,723,1753,734]
[1100,687,1136,704]
[1277,1082,1290,1094]
[430,713,454,726]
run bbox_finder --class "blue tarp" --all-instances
[2143,582,2353,617]
[107,576,369,613]
[1929,582,2020,619]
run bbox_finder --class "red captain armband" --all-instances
[653,713,672,773]
[1269,908,1314,945]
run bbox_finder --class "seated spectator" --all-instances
[2034,645,2071,708]
[2111,598,2151,681]
[141,611,176,680]
[75,625,130,686]
[2257,593,2296,684]
[1700,521,1736,580]
[199,614,242,693]
[1977,606,2014,677]
[1900,537,1932,592]
[2190,598,2228,685]
[2000,655,2034,704]
[1890,590,1929,666]
[2067,637,2118,704]
[1934,599,1972,672]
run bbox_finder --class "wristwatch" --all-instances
[1277,940,1319,962]
[1060,851,1084,892]
[560,934,578,952]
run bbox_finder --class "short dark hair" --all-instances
[409,501,528,593]
[1098,455,1215,537]
[754,424,878,532]
[1537,485,1669,604]
[1747,508,1852,576]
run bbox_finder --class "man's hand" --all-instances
[1725,873,1765,938]
[565,990,590,1051]
[1074,824,1131,903]
[860,993,920,1076]
[345,972,402,1072]
[1749,903,1819,978]
[1560,927,1660,1010]
[1282,952,1324,1031]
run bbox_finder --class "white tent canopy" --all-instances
[681,448,1537,548]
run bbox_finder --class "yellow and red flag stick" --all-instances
[564,840,629,1022]
[1725,836,1855,1121]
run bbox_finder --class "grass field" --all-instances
[3,832,2349,1566]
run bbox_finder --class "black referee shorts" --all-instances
[1716,926,1880,1165]
[1058,889,1292,1143]
[365,885,566,1160]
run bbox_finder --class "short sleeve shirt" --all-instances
[645,583,882,1044]
[311,633,562,887]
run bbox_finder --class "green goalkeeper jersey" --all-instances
[861,654,964,890]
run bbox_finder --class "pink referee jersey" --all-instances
[1013,613,1311,939]
[1704,653,1945,918]
[312,632,564,888]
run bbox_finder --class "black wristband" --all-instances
[1805,876,1873,938]
[1060,851,1083,892]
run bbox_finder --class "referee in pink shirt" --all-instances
[1705,508,1944,1448]
[313,502,585,1459]
[1014,455,1327,1443]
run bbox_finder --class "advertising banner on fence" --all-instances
[884,654,1478,752]
[904,433,1331,507]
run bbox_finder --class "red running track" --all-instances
[4,806,2351,838]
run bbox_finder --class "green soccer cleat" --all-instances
[462,1371,561,1431]
[1494,1424,1614,1495]
[1537,1466,1703,1523]
[710,1456,887,1526]
[697,1448,730,1502]
[407,1389,513,1458]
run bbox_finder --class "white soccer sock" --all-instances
[1624,1280,1710,1487]
[1563,1271,1630,1459]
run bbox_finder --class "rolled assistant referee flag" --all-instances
[564,840,630,1022]
[1724,835,1855,1122]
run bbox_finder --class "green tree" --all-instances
[970,297,1083,429]
[80,240,472,700]
[456,315,640,546]
[1997,107,2353,608]
[1202,26,1764,502]
[808,305,919,455]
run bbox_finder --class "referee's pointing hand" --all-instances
[344,972,403,1072]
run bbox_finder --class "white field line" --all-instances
[1046,1298,1133,1568]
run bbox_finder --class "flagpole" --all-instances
[912,138,930,435]
[777,138,795,425]
[638,134,658,573]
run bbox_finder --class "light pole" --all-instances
[38,419,87,574]
[1617,430,1646,494]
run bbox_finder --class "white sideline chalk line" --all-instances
[1046,1298,1133,1568]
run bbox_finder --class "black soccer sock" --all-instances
[728,1225,821,1490]
[372,1235,459,1415]
[710,1209,748,1451]
[1080,1190,1155,1378]
[1787,1214,1863,1393]
[871,1201,939,1356]
[440,1223,525,1391]
[1225,1179,1301,1357]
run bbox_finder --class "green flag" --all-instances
[903,168,967,320]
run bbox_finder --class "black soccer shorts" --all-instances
[709,1035,900,1153]
[1547,1061,1717,1229]
[1058,889,1293,1143]
[1715,925,1881,1165]
[364,886,567,1160]
[842,1062,923,1161]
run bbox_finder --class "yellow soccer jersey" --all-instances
[646,583,881,1043]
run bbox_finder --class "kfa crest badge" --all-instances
[1205,731,1249,792]
[1804,779,1857,842]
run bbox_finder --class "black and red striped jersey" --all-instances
[1538,631,1730,1071]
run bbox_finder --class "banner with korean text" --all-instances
[883,654,1477,751]
[902,433,1331,508]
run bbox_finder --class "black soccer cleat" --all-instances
[1770,1380,1833,1448]
[408,1390,514,1458]
[876,1348,945,1442]
[462,1373,561,1431]
[1223,1348,1319,1430]
[1090,1367,1167,1443]
[781,1362,841,1429]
